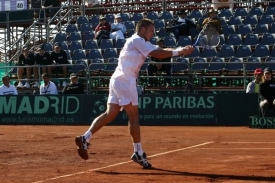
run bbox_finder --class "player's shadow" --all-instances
[95,167,275,182]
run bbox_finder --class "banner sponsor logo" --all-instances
[249,116,275,129]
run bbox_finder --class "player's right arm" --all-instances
[149,46,194,58]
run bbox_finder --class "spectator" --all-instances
[17,45,39,88]
[36,45,53,77]
[0,75,18,95]
[165,10,197,41]
[62,73,85,94]
[95,15,111,45]
[42,0,61,19]
[246,68,263,93]
[110,14,127,41]
[51,43,68,87]
[40,73,58,95]
[147,38,172,87]
[259,67,275,116]
[212,0,234,10]
[201,9,222,34]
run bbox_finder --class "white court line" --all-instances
[219,142,275,144]
[198,147,275,150]
[32,141,213,183]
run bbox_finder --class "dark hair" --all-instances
[135,18,154,33]
[2,75,9,82]
[42,73,50,78]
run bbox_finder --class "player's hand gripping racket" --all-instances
[193,25,220,49]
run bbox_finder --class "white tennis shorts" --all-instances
[107,78,138,106]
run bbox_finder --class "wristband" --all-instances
[172,50,179,57]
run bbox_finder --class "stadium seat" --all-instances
[43,43,53,52]
[115,39,126,49]
[99,39,114,49]
[83,31,95,42]
[123,21,135,30]
[163,37,177,47]
[65,24,78,34]
[77,16,89,26]
[192,57,208,72]
[270,45,275,57]
[235,45,252,59]
[269,23,275,34]
[226,34,242,46]
[105,14,115,23]
[258,15,274,25]
[220,17,227,27]
[252,44,270,58]
[264,6,275,15]
[246,57,262,72]
[131,13,143,22]
[218,45,235,59]
[218,9,233,18]
[79,23,93,34]
[89,15,99,26]
[189,10,203,19]
[200,47,218,59]
[222,25,236,36]
[228,16,243,26]
[105,58,118,72]
[184,46,200,60]
[172,57,189,73]
[248,7,264,16]
[253,24,269,34]
[263,56,275,70]
[84,40,99,50]
[236,24,252,36]
[154,19,165,30]
[208,57,225,72]
[102,48,118,59]
[70,41,83,51]
[150,37,158,45]
[53,32,67,43]
[59,42,69,51]
[68,31,82,42]
[120,13,130,22]
[87,49,103,60]
[243,15,258,26]
[234,7,249,17]
[219,34,226,46]
[260,33,275,46]
[72,49,86,61]
[71,59,88,73]
[189,27,200,38]
[64,50,72,62]
[242,33,259,46]
[159,11,173,21]
[157,28,172,38]
[146,12,159,21]
[226,57,243,71]
[89,58,105,72]
[176,36,192,47]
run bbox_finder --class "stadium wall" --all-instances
[0,94,258,126]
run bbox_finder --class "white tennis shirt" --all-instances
[40,81,58,95]
[0,84,18,95]
[112,34,157,80]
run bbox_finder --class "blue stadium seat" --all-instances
[219,34,226,46]
[71,59,88,73]
[123,21,135,30]
[249,7,264,16]
[235,45,252,59]
[176,36,192,47]
[200,47,218,59]
[120,13,130,22]
[89,15,99,26]
[192,57,208,71]
[159,11,173,21]
[236,24,252,36]
[172,57,189,73]
[77,16,89,26]
[226,34,242,46]
[246,57,262,72]
[105,58,118,72]
[189,27,200,38]
[218,9,233,18]
[68,31,82,42]
[83,31,95,42]
[157,28,172,38]
[264,6,275,15]
[89,58,105,72]
[70,41,83,51]
[243,15,258,26]
[220,17,227,27]
[43,43,53,52]
[65,24,78,34]
[270,45,275,57]
[146,12,159,21]
[105,14,115,23]
[131,13,143,22]
[258,15,274,25]
[253,24,269,34]
[260,33,275,46]
[72,49,86,61]
[53,32,67,43]
[115,39,126,49]
[64,50,72,62]
[87,49,103,60]
[208,57,225,72]
[222,25,236,36]
[163,37,177,47]
[184,46,200,59]
[263,56,275,70]
[154,19,165,30]
[269,23,275,33]
[228,16,243,26]
[242,33,259,46]
[218,45,235,58]
[150,37,158,45]
[252,44,270,58]
[234,7,249,17]
[189,10,203,19]
[99,39,114,49]
[102,48,118,59]
[79,23,93,34]
[226,57,243,71]
[59,42,69,51]
[84,40,98,50]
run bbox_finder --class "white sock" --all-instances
[133,142,144,156]
[83,131,92,142]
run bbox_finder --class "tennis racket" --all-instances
[193,25,220,49]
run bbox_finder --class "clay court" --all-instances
[0,126,275,183]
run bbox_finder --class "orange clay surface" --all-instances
[0,126,275,183]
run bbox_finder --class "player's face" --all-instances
[143,24,155,42]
